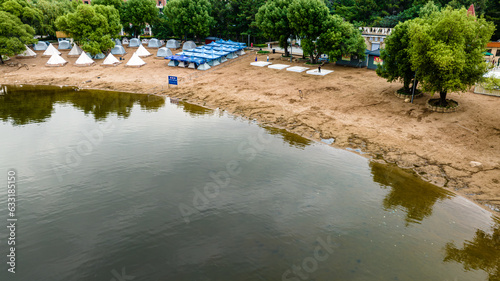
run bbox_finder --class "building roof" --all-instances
[486,42,500,48]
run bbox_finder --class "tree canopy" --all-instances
[31,0,77,37]
[55,4,121,55]
[91,0,122,12]
[120,0,159,37]
[255,0,294,56]
[0,10,36,63]
[164,0,214,41]
[376,20,415,94]
[287,0,365,63]
[1,0,43,33]
[409,7,495,106]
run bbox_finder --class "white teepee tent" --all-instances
[135,45,152,57]
[67,44,83,57]
[101,53,121,67]
[125,52,146,67]
[16,45,37,58]
[42,43,61,57]
[74,52,95,66]
[46,53,68,67]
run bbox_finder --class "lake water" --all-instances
[0,85,498,281]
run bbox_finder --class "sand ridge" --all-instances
[2,45,499,215]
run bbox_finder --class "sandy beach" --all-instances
[2,45,499,215]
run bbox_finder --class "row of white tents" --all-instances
[44,51,147,67]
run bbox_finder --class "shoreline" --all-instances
[2,46,499,217]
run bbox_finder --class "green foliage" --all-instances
[317,15,366,62]
[91,0,122,12]
[409,7,495,106]
[288,0,365,63]
[482,76,500,91]
[288,0,330,62]
[164,0,214,40]
[31,0,77,36]
[418,0,440,17]
[255,0,293,56]
[120,0,159,37]
[151,13,172,39]
[55,4,121,55]
[1,0,43,33]
[485,0,500,40]
[0,10,36,63]
[376,20,414,93]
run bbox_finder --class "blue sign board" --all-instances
[168,76,178,85]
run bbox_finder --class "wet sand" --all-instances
[2,45,499,215]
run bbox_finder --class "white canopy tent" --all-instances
[46,53,68,67]
[74,52,95,66]
[136,45,152,57]
[101,53,121,67]
[125,52,146,67]
[16,45,37,58]
[42,43,61,57]
[67,44,83,57]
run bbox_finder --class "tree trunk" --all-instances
[284,41,289,57]
[0,55,4,64]
[404,79,411,93]
[439,90,448,107]
[413,79,419,89]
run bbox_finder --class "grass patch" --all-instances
[258,50,270,54]
[305,62,322,65]
[253,44,267,48]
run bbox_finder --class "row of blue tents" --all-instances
[164,40,247,71]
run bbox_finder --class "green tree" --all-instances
[0,10,36,64]
[31,0,77,37]
[288,0,365,63]
[230,0,266,41]
[409,7,495,107]
[55,4,120,55]
[1,0,43,33]
[288,0,330,63]
[316,14,366,62]
[91,0,122,12]
[255,0,294,56]
[209,0,230,38]
[151,13,172,39]
[376,20,415,94]
[120,0,159,37]
[485,0,500,40]
[164,0,213,41]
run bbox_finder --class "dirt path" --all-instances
[2,46,499,215]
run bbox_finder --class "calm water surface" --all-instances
[0,85,498,281]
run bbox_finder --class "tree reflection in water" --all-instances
[371,162,453,226]
[444,217,500,281]
[0,84,165,125]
